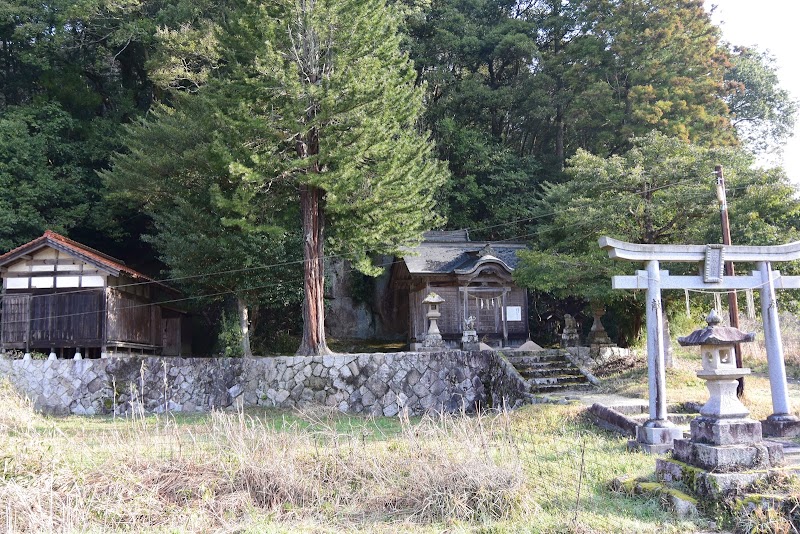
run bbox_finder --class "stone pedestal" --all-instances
[421,332,445,350]
[461,329,479,351]
[631,423,683,454]
[588,305,614,347]
[762,415,800,438]
[672,437,782,472]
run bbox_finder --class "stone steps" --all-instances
[768,439,800,468]
[515,366,585,378]
[506,351,590,394]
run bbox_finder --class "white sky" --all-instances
[704,0,800,183]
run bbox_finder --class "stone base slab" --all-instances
[627,440,674,455]
[611,475,698,519]
[762,417,800,438]
[690,417,763,446]
[672,439,783,472]
[637,423,683,446]
[656,458,770,499]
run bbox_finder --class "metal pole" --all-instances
[715,165,744,397]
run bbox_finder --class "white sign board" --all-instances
[505,306,522,321]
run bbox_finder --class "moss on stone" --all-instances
[635,481,663,494]
[663,487,698,505]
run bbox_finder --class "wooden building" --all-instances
[0,231,189,358]
[391,230,529,349]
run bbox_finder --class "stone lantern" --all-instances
[679,309,753,419]
[671,309,782,471]
[421,292,446,350]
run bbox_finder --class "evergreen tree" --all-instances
[724,46,798,156]
[104,93,302,357]
[219,0,447,355]
[514,132,800,343]
[116,0,447,356]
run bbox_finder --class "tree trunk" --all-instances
[236,296,253,358]
[296,183,331,356]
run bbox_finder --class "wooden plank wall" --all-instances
[1,292,105,348]
[1,294,31,345]
[161,317,181,356]
[106,289,161,346]
[29,291,103,346]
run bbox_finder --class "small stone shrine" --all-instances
[561,314,580,347]
[656,311,783,497]
[461,315,479,351]
[421,292,446,350]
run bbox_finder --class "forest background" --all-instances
[2,0,798,355]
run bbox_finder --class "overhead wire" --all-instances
[0,173,787,327]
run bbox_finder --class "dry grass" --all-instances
[0,380,706,533]
[1,393,527,532]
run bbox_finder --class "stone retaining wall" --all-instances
[0,350,531,417]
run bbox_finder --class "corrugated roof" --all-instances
[0,230,159,285]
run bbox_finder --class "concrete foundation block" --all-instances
[672,439,781,472]
[762,417,800,438]
[628,440,674,455]
[655,457,772,499]
[637,423,683,446]
[690,417,763,446]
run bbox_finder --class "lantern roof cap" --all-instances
[677,309,755,346]
[422,292,445,304]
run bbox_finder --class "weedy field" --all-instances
[3,334,800,533]
[2,381,703,533]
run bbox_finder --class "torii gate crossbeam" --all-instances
[600,237,800,450]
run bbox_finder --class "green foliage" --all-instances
[0,103,112,250]
[724,46,798,155]
[103,91,303,315]
[405,0,544,238]
[578,0,735,150]
[515,131,800,341]
[404,0,740,239]
[212,0,448,272]
[0,0,233,258]
[216,309,244,358]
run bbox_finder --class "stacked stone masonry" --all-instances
[0,350,534,416]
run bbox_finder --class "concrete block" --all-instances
[673,440,772,472]
[762,417,800,438]
[637,424,683,445]
[690,417,763,446]
[628,440,674,455]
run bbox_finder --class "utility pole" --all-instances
[715,165,744,397]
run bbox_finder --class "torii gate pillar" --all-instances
[638,260,682,453]
[600,237,800,446]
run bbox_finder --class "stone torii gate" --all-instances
[599,237,800,452]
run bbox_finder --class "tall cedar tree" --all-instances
[103,93,302,358]
[214,0,447,355]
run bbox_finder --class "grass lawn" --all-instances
[3,344,799,532]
